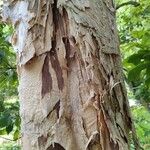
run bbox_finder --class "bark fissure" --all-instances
[49,0,64,91]
[44,99,60,120]
[42,54,52,98]
[53,100,60,119]
[47,143,65,150]
[49,50,64,91]
[62,36,76,67]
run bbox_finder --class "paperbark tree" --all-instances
[2,0,140,150]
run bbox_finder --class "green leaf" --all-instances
[0,111,13,129]
[128,62,150,81]
[15,117,21,128]
[143,5,150,16]
[0,115,9,128]
[127,54,143,65]
[143,52,150,60]
[0,128,7,135]
[13,129,20,141]
[145,77,150,86]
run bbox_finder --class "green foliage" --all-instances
[117,0,150,107]
[0,24,17,96]
[0,23,20,141]
[116,0,150,148]
[0,141,21,150]
[132,106,150,149]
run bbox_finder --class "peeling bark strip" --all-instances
[42,54,52,98]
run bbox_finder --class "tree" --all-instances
[2,0,140,149]
[117,0,150,110]
[0,23,20,141]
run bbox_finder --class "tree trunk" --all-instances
[2,0,139,150]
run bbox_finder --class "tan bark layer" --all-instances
[2,0,140,150]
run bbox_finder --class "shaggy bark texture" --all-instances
[2,0,140,150]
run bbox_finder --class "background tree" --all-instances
[116,0,150,148]
[117,0,150,109]
[0,23,20,141]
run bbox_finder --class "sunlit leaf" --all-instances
[13,129,20,141]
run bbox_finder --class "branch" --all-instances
[116,1,140,10]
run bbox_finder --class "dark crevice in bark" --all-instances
[50,50,64,91]
[62,37,70,57]
[62,6,76,67]
[47,143,65,150]
[50,0,64,91]
[41,54,52,98]
[87,133,101,150]
[62,37,71,66]
[52,0,59,34]
[62,36,76,68]
[123,100,132,130]
[62,7,69,36]
[116,123,128,144]
[52,2,68,36]
[46,100,60,118]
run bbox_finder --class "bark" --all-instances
[2,0,140,150]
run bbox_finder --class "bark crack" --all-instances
[49,0,64,91]
[42,54,53,98]
[47,143,65,150]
